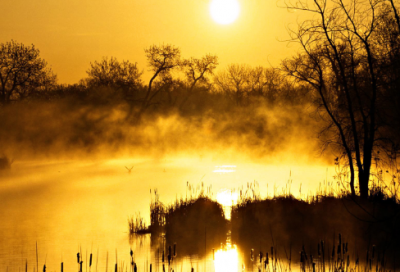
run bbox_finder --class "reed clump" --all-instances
[231,191,400,269]
[0,155,12,170]
[164,196,228,255]
[128,213,149,234]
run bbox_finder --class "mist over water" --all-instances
[0,156,333,271]
[0,97,338,271]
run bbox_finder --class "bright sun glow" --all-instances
[217,189,239,220]
[214,245,239,272]
[210,0,240,25]
[216,189,238,206]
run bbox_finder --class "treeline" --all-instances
[0,41,310,117]
[0,42,317,161]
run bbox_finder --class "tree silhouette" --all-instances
[214,64,251,106]
[282,0,400,197]
[180,54,218,109]
[141,44,181,114]
[86,56,142,91]
[0,40,56,103]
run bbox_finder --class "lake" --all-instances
[0,155,333,271]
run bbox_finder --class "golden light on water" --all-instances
[210,0,240,25]
[216,189,238,206]
[214,245,240,272]
[217,189,238,220]
[213,165,237,173]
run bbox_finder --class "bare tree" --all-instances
[0,40,56,103]
[141,44,181,114]
[214,64,251,106]
[180,54,218,109]
[86,56,142,91]
[248,66,283,100]
[282,0,400,197]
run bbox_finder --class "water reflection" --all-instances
[213,165,237,173]
[216,189,238,220]
[0,157,334,270]
[214,244,239,272]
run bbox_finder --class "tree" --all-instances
[0,40,56,103]
[214,64,251,106]
[86,56,142,91]
[141,44,181,113]
[282,0,400,197]
[180,54,218,109]
[247,66,283,101]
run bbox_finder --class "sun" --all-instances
[210,0,240,25]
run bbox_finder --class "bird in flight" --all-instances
[125,166,133,173]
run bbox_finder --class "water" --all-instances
[0,156,332,271]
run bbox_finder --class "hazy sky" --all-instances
[1,0,302,84]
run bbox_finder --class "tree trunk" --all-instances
[359,170,369,199]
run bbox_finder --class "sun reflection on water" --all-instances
[216,189,239,219]
[213,165,237,173]
[214,244,240,272]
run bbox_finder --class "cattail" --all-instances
[372,245,375,260]
[43,265,46,272]
[168,246,172,265]
[318,243,321,256]
[89,253,93,267]
[271,247,274,259]
[130,249,133,257]
[114,263,117,272]
[149,264,151,272]
[163,264,165,272]
[259,251,263,263]
[173,244,176,257]
[321,241,325,256]
[61,262,63,272]
[312,262,316,272]
[337,244,341,255]
[162,250,165,263]
[266,253,269,265]
[80,261,83,272]
[77,253,80,264]
[191,268,194,272]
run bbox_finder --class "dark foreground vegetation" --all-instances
[164,196,228,256]
[129,183,399,271]
[232,193,400,270]
[131,188,228,256]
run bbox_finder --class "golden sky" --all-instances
[0,0,302,84]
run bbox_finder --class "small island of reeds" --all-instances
[131,183,400,270]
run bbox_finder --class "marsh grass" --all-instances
[231,186,400,272]
[128,213,149,234]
